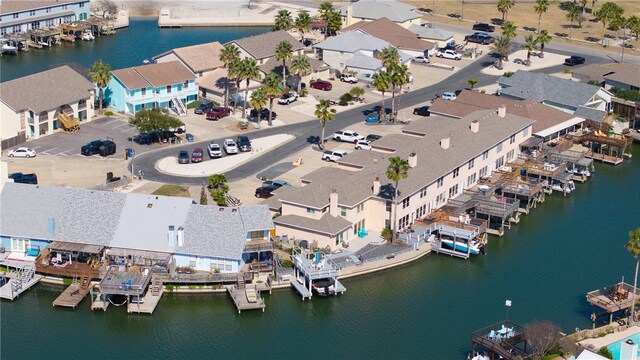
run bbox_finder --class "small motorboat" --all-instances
[312,279,336,297]
[81,30,95,41]
[440,238,482,255]
[1,40,18,54]
[142,59,150,64]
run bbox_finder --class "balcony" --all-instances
[34,247,104,279]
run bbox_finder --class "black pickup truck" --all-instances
[9,172,38,184]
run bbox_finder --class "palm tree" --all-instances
[594,2,623,46]
[319,2,335,38]
[372,70,391,120]
[250,88,268,117]
[566,4,582,39]
[629,15,640,41]
[626,228,640,325]
[290,55,311,94]
[219,44,240,108]
[89,60,112,115]
[315,99,336,149]
[497,0,515,21]
[275,40,293,88]
[521,34,538,66]
[326,11,342,36]
[467,78,478,89]
[380,47,400,118]
[534,0,549,34]
[491,34,511,69]
[386,156,410,244]
[502,21,517,39]
[295,11,312,43]
[240,58,260,118]
[273,9,293,31]
[580,0,588,14]
[536,30,552,58]
[228,59,243,113]
[262,73,281,126]
[391,64,410,117]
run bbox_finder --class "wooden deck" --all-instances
[127,288,164,314]
[53,284,90,308]
[228,285,265,313]
[587,282,640,313]
[0,274,41,300]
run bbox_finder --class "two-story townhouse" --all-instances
[269,109,533,250]
[0,0,90,35]
[338,0,422,29]
[0,182,274,277]
[106,61,197,115]
[0,65,95,147]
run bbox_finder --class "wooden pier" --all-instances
[228,285,265,313]
[471,321,529,360]
[586,281,640,324]
[52,274,92,308]
[0,273,41,300]
[128,275,164,314]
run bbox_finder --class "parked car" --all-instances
[168,123,186,133]
[205,107,231,120]
[413,106,431,116]
[81,140,104,156]
[191,148,203,163]
[249,108,277,121]
[340,74,359,84]
[255,184,279,199]
[310,80,333,91]
[366,134,382,142]
[261,179,291,188]
[223,139,238,154]
[332,130,364,143]
[472,23,495,32]
[185,133,194,142]
[441,92,457,101]
[321,150,348,162]
[194,100,214,115]
[465,32,494,45]
[413,55,430,64]
[355,140,371,150]
[236,136,251,152]
[98,140,117,157]
[436,49,462,60]
[564,55,586,66]
[8,172,38,184]
[178,150,190,164]
[7,147,36,158]
[278,92,298,105]
[208,143,222,158]
[134,131,161,145]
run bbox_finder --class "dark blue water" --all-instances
[0,18,269,82]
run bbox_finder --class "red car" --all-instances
[191,148,203,163]
[205,107,231,120]
[310,80,332,91]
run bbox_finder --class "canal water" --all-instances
[1,145,637,359]
[1,18,639,360]
[0,18,269,82]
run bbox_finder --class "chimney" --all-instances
[346,5,353,26]
[470,120,479,133]
[373,177,381,195]
[168,225,175,246]
[177,226,184,247]
[408,152,417,168]
[498,105,506,118]
[329,189,338,216]
[621,339,638,360]
[440,137,450,150]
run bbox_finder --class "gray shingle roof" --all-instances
[339,0,420,23]
[574,106,606,122]
[314,31,390,53]
[346,52,384,70]
[408,24,455,41]
[274,213,352,236]
[230,30,304,60]
[0,65,94,113]
[498,70,603,109]
[0,183,273,260]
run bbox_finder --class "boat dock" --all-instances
[471,320,529,360]
[586,281,640,324]
[52,274,92,308]
[0,266,41,301]
[291,250,346,300]
[90,290,110,311]
[228,284,265,313]
[128,275,164,314]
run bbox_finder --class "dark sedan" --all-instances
[564,56,586,66]
[250,108,277,121]
[413,106,431,116]
[178,150,190,164]
[255,184,279,198]
[472,23,495,32]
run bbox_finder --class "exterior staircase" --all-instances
[80,273,91,289]
[171,97,187,115]
[237,273,246,289]
[151,276,162,296]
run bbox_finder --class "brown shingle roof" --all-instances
[0,65,94,113]
[196,67,260,93]
[340,17,434,51]
[259,56,329,76]
[274,213,352,236]
[572,63,640,88]
[429,90,577,134]
[152,42,224,74]
[230,30,304,60]
[111,61,196,90]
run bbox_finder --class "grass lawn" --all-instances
[152,184,191,198]
[401,0,640,55]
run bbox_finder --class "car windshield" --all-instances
[193,151,202,156]
[179,151,188,156]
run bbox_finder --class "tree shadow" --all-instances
[585,36,600,43]
[491,18,504,26]
[523,26,537,32]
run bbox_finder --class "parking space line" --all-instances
[104,119,121,125]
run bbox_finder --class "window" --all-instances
[0,28,6,36]
[13,13,19,19]
[189,258,196,268]
[225,264,232,271]
[353,219,365,235]
[436,192,446,206]
[80,2,85,7]
[507,149,515,161]
[63,5,68,9]
[437,177,444,188]
[356,203,364,213]
[46,7,51,13]
[416,204,427,218]
[510,134,516,144]
[453,167,459,178]
[29,10,36,16]
[468,158,475,169]
[495,156,504,169]
[11,238,30,252]
[467,173,477,187]
[141,88,146,96]
[483,150,489,160]
[402,197,410,209]
[448,184,459,198]
[386,201,392,212]
[31,21,40,29]
[420,186,427,198]
[398,214,410,230]
[523,127,529,136]
[306,208,315,214]
[167,85,172,93]
[497,142,503,153]
[184,81,189,89]
[340,206,347,216]
[210,262,218,271]
[336,231,344,245]
[479,166,488,179]
[248,230,263,240]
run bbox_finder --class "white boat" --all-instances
[551,180,575,193]
[81,30,95,41]
[1,40,18,54]
[37,40,49,47]
[440,238,482,255]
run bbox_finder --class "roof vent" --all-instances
[147,203,153,208]
[440,137,450,150]
[470,120,479,133]
[219,208,224,211]
[498,105,506,118]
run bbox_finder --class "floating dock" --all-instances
[128,289,164,314]
[0,273,41,300]
[228,285,265,313]
[53,284,90,308]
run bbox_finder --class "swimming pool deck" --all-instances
[579,326,640,349]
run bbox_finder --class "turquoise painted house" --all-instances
[106,61,197,115]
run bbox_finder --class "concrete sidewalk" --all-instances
[482,50,567,75]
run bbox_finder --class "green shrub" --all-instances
[502,71,514,78]
[212,284,222,289]
[104,111,114,116]
[187,100,201,109]
[187,284,197,289]
[610,87,640,102]
[339,93,353,106]
[597,347,614,359]
[165,284,175,292]
[598,332,607,337]
[62,277,73,285]
[381,227,393,242]
[281,259,293,268]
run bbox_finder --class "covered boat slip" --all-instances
[291,250,346,300]
[445,192,520,237]
[99,265,152,296]
[498,180,545,214]
[579,132,633,165]
[586,281,640,324]
[546,149,594,183]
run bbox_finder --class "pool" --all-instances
[607,333,640,360]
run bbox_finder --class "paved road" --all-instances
[134,48,612,185]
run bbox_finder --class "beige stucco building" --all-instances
[268,109,534,250]
[338,0,423,29]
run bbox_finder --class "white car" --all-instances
[7,147,36,158]
[332,130,365,143]
[340,74,359,84]
[277,92,298,105]
[441,92,457,101]
[413,55,430,64]
[223,139,238,154]
[355,140,371,150]
[436,49,462,60]
[321,150,348,162]
[168,123,186,133]
[208,143,222,158]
